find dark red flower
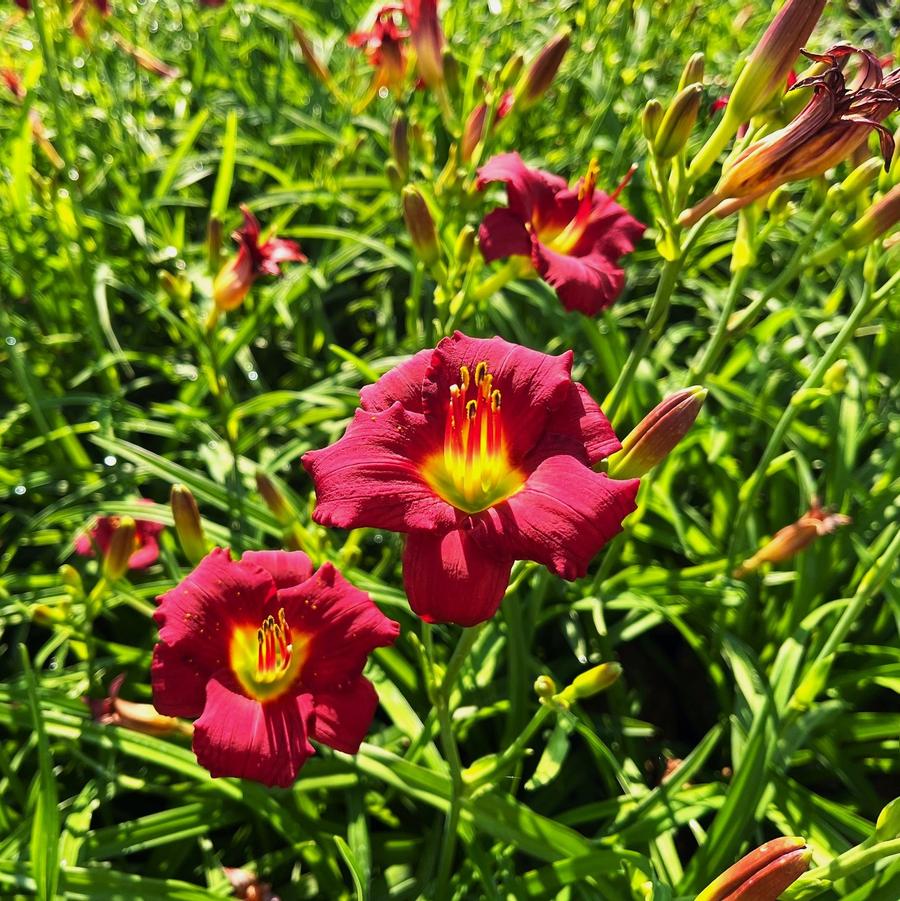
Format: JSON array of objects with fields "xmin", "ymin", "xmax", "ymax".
[
  {"xmin": 348, "ymin": 6, "xmax": 410, "ymax": 92},
  {"xmin": 303, "ymin": 332, "xmax": 639, "ymax": 627},
  {"xmin": 152, "ymin": 549, "xmax": 399, "ymax": 787},
  {"xmin": 213, "ymin": 205, "xmax": 306, "ymax": 312},
  {"xmin": 403, "ymin": 0, "xmax": 443, "ymax": 88},
  {"xmin": 477, "ymin": 153, "xmax": 645, "ymax": 315},
  {"xmin": 74, "ymin": 499, "xmax": 163, "ymax": 570}
]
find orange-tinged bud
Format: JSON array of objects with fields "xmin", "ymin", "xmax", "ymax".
[
  {"xmin": 405, "ymin": 0, "xmax": 444, "ymax": 89},
  {"xmin": 213, "ymin": 249, "xmax": 254, "ymax": 312},
  {"xmin": 256, "ymin": 472, "xmax": 293, "ymax": 525},
  {"xmin": 88, "ymin": 675, "xmax": 192, "ymax": 738},
  {"xmin": 558, "ymin": 662, "xmax": 622, "ymax": 703},
  {"xmin": 607, "ymin": 386, "xmax": 707, "ymax": 479},
  {"xmin": 391, "ymin": 114, "xmax": 410, "ymax": 181},
  {"xmin": 678, "ymin": 52, "xmax": 705, "ymax": 92},
  {"xmin": 518, "ymin": 30, "xmax": 570, "ymax": 110},
  {"xmin": 293, "ymin": 24, "xmax": 333, "ymax": 86},
  {"xmin": 734, "ymin": 499, "xmax": 850, "ymax": 577},
  {"xmin": 170, "ymin": 484, "xmax": 207, "ymax": 565},
  {"xmin": 696, "ymin": 837, "xmax": 809, "ymax": 901},
  {"xmin": 401, "ymin": 185, "xmax": 440, "ymax": 265},
  {"xmin": 103, "ymin": 516, "xmax": 137, "ymax": 581},
  {"xmin": 727, "ymin": 0, "xmax": 826, "ymax": 122},
  {"xmin": 654, "ymin": 83, "xmax": 703, "ymax": 159},
  {"xmin": 844, "ymin": 184, "xmax": 900, "ymax": 249}
]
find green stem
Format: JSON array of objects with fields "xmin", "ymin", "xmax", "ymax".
[
  {"xmin": 686, "ymin": 107, "xmax": 742, "ymax": 183},
  {"xmin": 472, "ymin": 260, "xmax": 519, "ymax": 302},
  {"xmin": 782, "ymin": 838, "xmax": 900, "ymax": 900},
  {"xmin": 688, "ymin": 264, "xmax": 751, "ymax": 382}
]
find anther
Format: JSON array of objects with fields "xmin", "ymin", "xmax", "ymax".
[
  {"xmin": 459, "ymin": 365, "xmax": 470, "ymax": 391},
  {"xmin": 474, "ymin": 361, "xmax": 488, "ymax": 386},
  {"xmin": 491, "ymin": 389, "xmax": 501, "ymax": 411},
  {"xmin": 466, "ymin": 399, "xmax": 477, "ymax": 420}
]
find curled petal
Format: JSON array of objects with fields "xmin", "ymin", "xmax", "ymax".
[
  {"xmin": 359, "ymin": 348, "xmax": 433, "ymax": 413},
  {"xmin": 476, "ymin": 152, "xmax": 569, "ymax": 227},
  {"xmin": 532, "ymin": 238, "xmax": 625, "ymax": 315},
  {"xmin": 478, "ymin": 208, "xmax": 533, "ymax": 263},
  {"xmin": 193, "ymin": 671, "xmax": 315, "ymax": 787},
  {"xmin": 403, "ymin": 529, "xmax": 514, "ymax": 626},
  {"xmin": 312, "ymin": 675, "xmax": 380, "ymax": 753}
]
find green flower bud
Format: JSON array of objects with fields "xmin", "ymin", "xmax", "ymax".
[
  {"xmin": 677, "ymin": 52, "xmax": 705, "ymax": 92},
  {"xmin": 533, "ymin": 675, "xmax": 557, "ymax": 699},
  {"xmin": 401, "ymin": 186, "xmax": 441, "ymax": 266},
  {"xmin": 654, "ymin": 84, "xmax": 703, "ymax": 160},
  {"xmin": 170, "ymin": 484, "xmax": 207, "ymax": 565},
  {"xmin": 454, "ymin": 225, "xmax": 476, "ymax": 265},
  {"xmin": 558, "ymin": 662, "xmax": 622, "ymax": 703},
  {"xmin": 642, "ymin": 99, "xmax": 664, "ymax": 144}
]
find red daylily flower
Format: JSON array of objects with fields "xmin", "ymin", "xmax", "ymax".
[
  {"xmin": 212, "ymin": 205, "xmax": 306, "ymax": 312},
  {"xmin": 403, "ymin": 0, "xmax": 443, "ymax": 88},
  {"xmin": 303, "ymin": 332, "xmax": 639, "ymax": 627},
  {"xmin": 477, "ymin": 152, "xmax": 645, "ymax": 316},
  {"xmin": 348, "ymin": 6, "xmax": 410, "ymax": 92},
  {"xmin": 152, "ymin": 548, "xmax": 399, "ymax": 787},
  {"xmin": 74, "ymin": 499, "xmax": 164, "ymax": 570}
]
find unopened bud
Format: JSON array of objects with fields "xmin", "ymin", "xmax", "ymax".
[
  {"xmin": 844, "ymin": 184, "xmax": 900, "ymax": 250},
  {"xmin": 607, "ymin": 386, "xmax": 707, "ymax": 479},
  {"xmin": 726, "ymin": 0, "xmax": 826, "ymax": 122},
  {"xmin": 823, "ymin": 360, "xmax": 848, "ymax": 394},
  {"xmin": 461, "ymin": 103, "xmax": 488, "ymax": 163},
  {"xmin": 442, "ymin": 48, "xmax": 460, "ymax": 98},
  {"xmin": 454, "ymin": 225, "xmax": 476, "ymax": 265},
  {"xmin": 766, "ymin": 186, "xmax": 791, "ymax": 219},
  {"xmin": 256, "ymin": 472, "xmax": 293, "ymax": 525},
  {"xmin": 642, "ymin": 99, "xmax": 664, "ymax": 144},
  {"xmin": 386, "ymin": 160, "xmax": 404, "ymax": 192},
  {"xmin": 292, "ymin": 25, "xmax": 333, "ymax": 86},
  {"xmin": 408, "ymin": 0, "xmax": 444, "ymax": 89},
  {"xmin": 103, "ymin": 516, "xmax": 137, "ymax": 581},
  {"xmin": 559, "ymin": 662, "xmax": 622, "ymax": 703},
  {"xmin": 836, "ymin": 157, "xmax": 883, "ymax": 201},
  {"xmin": 390, "ymin": 115, "xmax": 409, "ymax": 181},
  {"xmin": 678, "ymin": 52, "xmax": 705, "ymax": 92},
  {"xmin": 875, "ymin": 798, "xmax": 900, "ymax": 841},
  {"xmin": 518, "ymin": 30, "xmax": 570, "ymax": 110},
  {"xmin": 170, "ymin": 484, "xmax": 206, "ymax": 565},
  {"xmin": 654, "ymin": 84, "xmax": 703, "ymax": 160},
  {"xmin": 59, "ymin": 564, "xmax": 84, "ymax": 599},
  {"xmin": 696, "ymin": 837, "xmax": 811, "ymax": 901},
  {"xmin": 533, "ymin": 675, "xmax": 557, "ymax": 699},
  {"xmin": 401, "ymin": 186, "xmax": 440, "ymax": 265},
  {"xmin": 500, "ymin": 52, "xmax": 524, "ymax": 89}
]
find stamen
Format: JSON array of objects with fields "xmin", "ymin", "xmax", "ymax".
[
  {"xmin": 459, "ymin": 365, "xmax": 470, "ymax": 392},
  {"xmin": 257, "ymin": 629, "xmax": 264, "ymax": 671},
  {"xmin": 578, "ymin": 157, "xmax": 600, "ymax": 202},
  {"xmin": 474, "ymin": 361, "xmax": 488, "ymax": 386},
  {"xmin": 255, "ymin": 610, "xmax": 295, "ymax": 680},
  {"xmin": 610, "ymin": 162, "xmax": 638, "ymax": 202},
  {"xmin": 278, "ymin": 607, "xmax": 292, "ymax": 646}
]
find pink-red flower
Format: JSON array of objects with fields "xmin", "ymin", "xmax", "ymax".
[
  {"xmin": 477, "ymin": 153, "xmax": 645, "ymax": 315},
  {"xmin": 303, "ymin": 332, "xmax": 639, "ymax": 627},
  {"xmin": 212, "ymin": 205, "xmax": 306, "ymax": 313},
  {"xmin": 348, "ymin": 6, "xmax": 410, "ymax": 92},
  {"xmin": 152, "ymin": 548, "xmax": 399, "ymax": 787},
  {"xmin": 74, "ymin": 499, "xmax": 163, "ymax": 570}
]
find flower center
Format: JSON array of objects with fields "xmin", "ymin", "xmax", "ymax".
[
  {"xmin": 230, "ymin": 608, "xmax": 307, "ymax": 702},
  {"xmin": 422, "ymin": 361, "xmax": 525, "ymax": 514},
  {"xmin": 542, "ymin": 158, "xmax": 600, "ymax": 255}
]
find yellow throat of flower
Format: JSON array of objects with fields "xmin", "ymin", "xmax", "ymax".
[{"xmin": 230, "ymin": 607, "xmax": 308, "ymax": 702}]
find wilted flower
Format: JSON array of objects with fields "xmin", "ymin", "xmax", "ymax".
[
  {"xmin": 303, "ymin": 332, "xmax": 639, "ymax": 626},
  {"xmin": 75, "ymin": 499, "xmax": 164, "ymax": 571},
  {"xmin": 734, "ymin": 498, "xmax": 851, "ymax": 577},
  {"xmin": 697, "ymin": 836, "xmax": 812, "ymax": 901},
  {"xmin": 682, "ymin": 46, "xmax": 900, "ymax": 225},
  {"xmin": 348, "ymin": 6, "xmax": 410, "ymax": 92},
  {"xmin": 88, "ymin": 674, "xmax": 192, "ymax": 738},
  {"xmin": 461, "ymin": 91, "xmax": 514, "ymax": 163},
  {"xmin": 212, "ymin": 206, "xmax": 306, "ymax": 314},
  {"xmin": 403, "ymin": 0, "xmax": 443, "ymax": 89},
  {"xmin": 152, "ymin": 549, "xmax": 399, "ymax": 786},
  {"xmin": 476, "ymin": 152, "xmax": 645, "ymax": 315}
]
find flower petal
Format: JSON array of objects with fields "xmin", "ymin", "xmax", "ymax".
[
  {"xmin": 359, "ymin": 348, "xmax": 433, "ymax": 414},
  {"xmin": 574, "ymin": 192, "xmax": 646, "ymax": 260},
  {"xmin": 151, "ymin": 640, "xmax": 210, "ymax": 718},
  {"xmin": 421, "ymin": 331, "xmax": 575, "ymax": 462},
  {"xmin": 193, "ymin": 671, "xmax": 315, "ymax": 787},
  {"xmin": 532, "ymin": 238, "xmax": 625, "ymax": 315},
  {"xmin": 128, "ymin": 536, "xmax": 161, "ymax": 570},
  {"xmin": 473, "ymin": 452, "xmax": 639, "ymax": 580},
  {"xmin": 311, "ymin": 675, "xmax": 380, "ymax": 753},
  {"xmin": 476, "ymin": 152, "xmax": 568, "ymax": 225},
  {"xmin": 550, "ymin": 381, "xmax": 622, "ymax": 465},
  {"xmin": 279, "ymin": 562, "xmax": 400, "ymax": 690},
  {"xmin": 303, "ymin": 403, "xmax": 457, "ymax": 533},
  {"xmin": 477, "ymin": 208, "xmax": 532, "ymax": 263},
  {"xmin": 241, "ymin": 550, "xmax": 314, "ymax": 589},
  {"xmin": 403, "ymin": 529, "xmax": 514, "ymax": 626}
]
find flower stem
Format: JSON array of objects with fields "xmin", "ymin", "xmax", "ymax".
[
  {"xmin": 686, "ymin": 107, "xmax": 741, "ymax": 183},
  {"xmin": 471, "ymin": 260, "xmax": 519, "ymax": 302},
  {"xmin": 782, "ymin": 838, "xmax": 900, "ymax": 900}
]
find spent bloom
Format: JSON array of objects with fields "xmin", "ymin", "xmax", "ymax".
[
  {"xmin": 212, "ymin": 205, "xmax": 306, "ymax": 313},
  {"xmin": 697, "ymin": 836, "xmax": 812, "ymax": 901},
  {"xmin": 734, "ymin": 498, "xmax": 851, "ymax": 578},
  {"xmin": 152, "ymin": 549, "xmax": 399, "ymax": 787},
  {"xmin": 403, "ymin": 0, "xmax": 443, "ymax": 88},
  {"xmin": 74, "ymin": 499, "xmax": 164, "ymax": 571},
  {"xmin": 682, "ymin": 46, "xmax": 900, "ymax": 225},
  {"xmin": 348, "ymin": 6, "xmax": 410, "ymax": 92},
  {"xmin": 477, "ymin": 153, "xmax": 645, "ymax": 315},
  {"xmin": 303, "ymin": 332, "xmax": 639, "ymax": 626},
  {"xmin": 88, "ymin": 674, "xmax": 192, "ymax": 738}
]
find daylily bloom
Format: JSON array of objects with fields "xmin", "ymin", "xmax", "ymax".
[
  {"xmin": 88, "ymin": 674, "xmax": 192, "ymax": 738},
  {"xmin": 152, "ymin": 548, "xmax": 399, "ymax": 787},
  {"xmin": 682, "ymin": 46, "xmax": 900, "ymax": 225},
  {"xmin": 74, "ymin": 499, "xmax": 164, "ymax": 571},
  {"xmin": 303, "ymin": 332, "xmax": 639, "ymax": 626},
  {"xmin": 477, "ymin": 152, "xmax": 645, "ymax": 315},
  {"xmin": 212, "ymin": 205, "xmax": 306, "ymax": 313},
  {"xmin": 403, "ymin": 0, "xmax": 443, "ymax": 88},
  {"xmin": 734, "ymin": 498, "xmax": 850, "ymax": 578},
  {"xmin": 348, "ymin": 6, "xmax": 410, "ymax": 92}
]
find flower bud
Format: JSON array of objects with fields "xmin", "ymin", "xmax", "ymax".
[
  {"xmin": 386, "ymin": 160, "xmax": 404, "ymax": 192},
  {"xmin": 823, "ymin": 359, "xmax": 848, "ymax": 394},
  {"xmin": 213, "ymin": 252, "xmax": 254, "ymax": 312},
  {"xmin": 607, "ymin": 386, "xmax": 707, "ymax": 479},
  {"xmin": 59, "ymin": 564, "xmax": 84, "ymax": 599},
  {"xmin": 835, "ymin": 157, "xmax": 883, "ymax": 201},
  {"xmin": 256, "ymin": 472, "xmax": 293, "ymax": 525},
  {"xmin": 558, "ymin": 662, "xmax": 622, "ymax": 704},
  {"xmin": 401, "ymin": 186, "xmax": 440, "ymax": 265},
  {"xmin": 697, "ymin": 837, "xmax": 811, "ymax": 901},
  {"xmin": 727, "ymin": 0, "xmax": 826, "ymax": 122},
  {"xmin": 875, "ymin": 798, "xmax": 900, "ymax": 841},
  {"xmin": 292, "ymin": 24, "xmax": 333, "ymax": 86},
  {"xmin": 500, "ymin": 52, "xmax": 524, "ymax": 89},
  {"xmin": 103, "ymin": 516, "xmax": 137, "ymax": 581},
  {"xmin": 678, "ymin": 52, "xmax": 705, "ymax": 92},
  {"xmin": 170, "ymin": 484, "xmax": 206, "ymax": 565},
  {"xmin": 654, "ymin": 84, "xmax": 703, "ymax": 159},
  {"xmin": 766, "ymin": 186, "xmax": 791, "ymax": 219},
  {"xmin": 844, "ymin": 184, "xmax": 900, "ymax": 250},
  {"xmin": 408, "ymin": 0, "xmax": 444, "ymax": 89},
  {"xmin": 533, "ymin": 675, "xmax": 557, "ymax": 699},
  {"xmin": 390, "ymin": 114, "xmax": 410, "ymax": 181},
  {"xmin": 641, "ymin": 99, "xmax": 664, "ymax": 144},
  {"xmin": 518, "ymin": 30, "xmax": 570, "ymax": 110},
  {"xmin": 454, "ymin": 225, "xmax": 476, "ymax": 265},
  {"xmin": 461, "ymin": 103, "xmax": 488, "ymax": 163},
  {"xmin": 442, "ymin": 47, "xmax": 460, "ymax": 98}
]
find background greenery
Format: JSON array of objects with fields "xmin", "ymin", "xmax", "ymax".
[{"xmin": 1, "ymin": 0, "xmax": 898, "ymax": 898}]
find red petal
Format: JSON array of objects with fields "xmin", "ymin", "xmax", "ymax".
[
  {"xmin": 312, "ymin": 675, "xmax": 380, "ymax": 753},
  {"xmin": 359, "ymin": 348, "xmax": 433, "ymax": 414},
  {"xmin": 422, "ymin": 331, "xmax": 575, "ymax": 462},
  {"xmin": 193, "ymin": 671, "xmax": 315, "ymax": 787},
  {"xmin": 575, "ymin": 193, "xmax": 646, "ymax": 260},
  {"xmin": 473, "ymin": 452, "xmax": 639, "ymax": 580},
  {"xmin": 260, "ymin": 237, "xmax": 307, "ymax": 271},
  {"xmin": 551, "ymin": 381, "xmax": 622, "ymax": 465},
  {"xmin": 476, "ymin": 152, "xmax": 568, "ymax": 227},
  {"xmin": 128, "ymin": 536, "xmax": 161, "ymax": 570},
  {"xmin": 151, "ymin": 641, "xmax": 210, "ymax": 718},
  {"xmin": 303, "ymin": 403, "xmax": 457, "ymax": 533},
  {"xmin": 532, "ymin": 238, "xmax": 626, "ymax": 315},
  {"xmin": 477, "ymin": 208, "xmax": 532, "ymax": 263},
  {"xmin": 241, "ymin": 550, "xmax": 314, "ymax": 589},
  {"xmin": 279, "ymin": 562, "xmax": 400, "ymax": 690},
  {"xmin": 403, "ymin": 529, "xmax": 514, "ymax": 626}
]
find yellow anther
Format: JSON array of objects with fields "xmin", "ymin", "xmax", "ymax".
[
  {"xmin": 474, "ymin": 361, "xmax": 488, "ymax": 385},
  {"xmin": 459, "ymin": 366, "xmax": 470, "ymax": 391},
  {"xmin": 466, "ymin": 399, "xmax": 478, "ymax": 419},
  {"xmin": 491, "ymin": 389, "xmax": 502, "ymax": 411}
]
